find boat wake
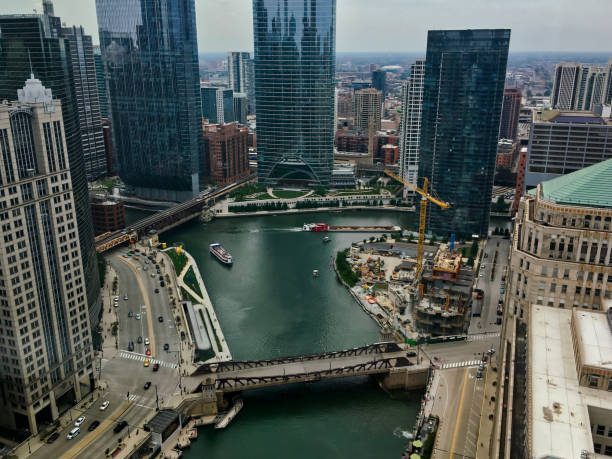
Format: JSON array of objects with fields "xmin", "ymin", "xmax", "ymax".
[{"xmin": 392, "ymin": 427, "xmax": 414, "ymax": 440}]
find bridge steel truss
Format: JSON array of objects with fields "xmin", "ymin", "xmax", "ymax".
[
  {"xmin": 214, "ymin": 356, "xmax": 412, "ymax": 392},
  {"xmin": 194, "ymin": 341, "xmax": 403, "ymax": 376}
]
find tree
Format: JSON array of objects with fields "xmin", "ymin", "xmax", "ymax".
[{"xmin": 469, "ymin": 240, "xmax": 478, "ymax": 258}]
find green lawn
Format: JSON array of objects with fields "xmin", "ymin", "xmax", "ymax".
[
  {"xmin": 181, "ymin": 287, "xmax": 198, "ymax": 305},
  {"xmin": 272, "ymin": 189, "xmax": 308, "ymax": 199},
  {"xmin": 167, "ymin": 248, "xmax": 188, "ymax": 275},
  {"xmin": 256, "ymin": 193, "xmax": 275, "ymax": 200},
  {"xmin": 183, "ymin": 266, "xmax": 203, "ymax": 298}
]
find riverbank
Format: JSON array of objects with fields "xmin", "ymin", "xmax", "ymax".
[
  {"xmin": 215, "ymin": 205, "xmax": 415, "ymax": 218},
  {"xmin": 163, "ymin": 247, "xmax": 232, "ymax": 362}
]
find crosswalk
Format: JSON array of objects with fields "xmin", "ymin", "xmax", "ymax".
[
  {"xmin": 119, "ymin": 351, "xmax": 178, "ymax": 369},
  {"xmin": 441, "ymin": 360, "xmax": 482, "ymax": 369},
  {"xmin": 466, "ymin": 332, "xmax": 500, "ymax": 342}
]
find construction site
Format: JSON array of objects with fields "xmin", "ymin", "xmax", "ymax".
[{"xmin": 337, "ymin": 170, "xmax": 476, "ymax": 340}]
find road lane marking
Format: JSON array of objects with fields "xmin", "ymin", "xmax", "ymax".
[
  {"xmin": 450, "ymin": 368, "xmax": 469, "ymax": 458},
  {"xmin": 119, "ymin": 257, "xmax": 156, "ymax": 358}
]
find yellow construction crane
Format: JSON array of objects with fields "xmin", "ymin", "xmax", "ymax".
[{"xmin": 384, "ymin": 170, "xmax": 450, "ymax": 273}]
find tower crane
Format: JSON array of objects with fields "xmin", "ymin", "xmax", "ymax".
[{"xmin": 384, "ymin": 170, "xmax": 450, "ymax": 274}]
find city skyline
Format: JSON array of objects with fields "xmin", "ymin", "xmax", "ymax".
[{"xmin": 4, "ymin": 0, "xmax": 612, "ymax": 53}]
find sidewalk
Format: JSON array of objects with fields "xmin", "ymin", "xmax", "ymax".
[{"xmin": 476, "ymin": 354, "xmax": 499, "ymax": 458}]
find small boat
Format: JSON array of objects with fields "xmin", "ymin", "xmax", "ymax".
[
  {"xmin": 322, "ymin": 236, "xmax": 331, "ymax": 243},
  {"xmin": 210, "ymin": 243, "xmax": 233, "ymax": 265},
  {"xmin": 313, "ymin": 269, "xmax": 319, "ymax": 277}
]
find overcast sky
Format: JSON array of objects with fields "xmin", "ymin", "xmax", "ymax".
[{"xmin": 4, "ymin": 0, "xmax": 612, "ymax": 53}]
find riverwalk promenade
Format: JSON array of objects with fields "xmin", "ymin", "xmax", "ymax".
[{"xmin": 164, "ymin": 247, "xmax": 232, "ymax": 362}]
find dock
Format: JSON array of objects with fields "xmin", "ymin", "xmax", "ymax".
[
  {"xmin": 328, "ymin": 225, "xmax": 401, "ymax": 232},
  {"xmin": 214, "ymin": 398, "xmax": 244, "ymax": 429}
]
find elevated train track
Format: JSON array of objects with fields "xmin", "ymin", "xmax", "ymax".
[{"xmin": 95, "ymin": 174, "xmax": 256, "ymax": 253}]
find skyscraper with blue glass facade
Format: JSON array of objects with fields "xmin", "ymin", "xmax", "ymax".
[
  {"xmin": 95, "ymin": 0, "xmax": 202, "ymax": 201},
  {"xmin": 418, "ymin": 29, "xmax": 510, "ymax": 237},
  {"xmin": 253, "ymin": 0, "xmax": 336, "ymax": 186}
]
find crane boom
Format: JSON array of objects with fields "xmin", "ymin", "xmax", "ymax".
[{"xmin": 384, "ymin": 170, "xmax": 450, "ymax": 275}]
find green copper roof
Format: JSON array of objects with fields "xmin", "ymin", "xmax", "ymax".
[{"xmin": 536, "ymin": 159, "xmax": 612, "ymax": 208}]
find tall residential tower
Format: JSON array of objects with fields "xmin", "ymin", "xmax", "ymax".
[
  {"xmin": 96, "ymin": 0, "xmax": 203, "ymax": 201},
  {"xmin": 418, "ymin": 29, "xmax": 510, "ymax": 237},
  {"xmin": 399, "ymin": 58, "xmax": 425, "ymax": 189},
  {"xmin": 253, "ymin": 0, "xmax": 336, "ymax": 186}
]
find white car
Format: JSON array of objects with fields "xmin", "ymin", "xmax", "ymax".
[
  {"xmin": 74, "ymin": 416, "xmax": 86, "ymax": 427},
  {"xmin": 144, "ymin": 337, "xmax": 150, "ymax": 345},
  {"xmin": 67, "ymin": 427, "xmax": 80, "ymax": 440},
  {"xmin": 135, "ymin": 314, "xmax": 141, "ymax": 320},
  {"xmin": 124, "ymin": 295, "xmax": 128, "ymax": 300},
  {"xmin": 100, "ymin": 400, "xmax": 110, "ymax": 411}
]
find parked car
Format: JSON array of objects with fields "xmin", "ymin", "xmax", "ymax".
[
  {"xmin": 45, "ymin": 432, "xmax": 60, "ymax": 444},
  {"xmin": 154, "ymin": 288, "xmax": 159, "ymax": 294},
  {"xmin": 153, "ymin": 363, "xmax": 160, "ymax": 372},
  {"xmin": 144, "ymin": 381, "xmax": 151, "ymax": 390},
  {"xmin": 158, "ymin": 276, "xmax": 163, "ymax": 281},
  {"xmin": 128, "ymin": 311, "xmax": 133, "ymax": 318},
  {"xmin": 163, "ymin": 343, "xmax": 169, "ymax": 351},
  {"xmin": 160, "ymin": 282, "xmax": 165, "ymax": 287},
  {"xmin": 124, "ymin": 295, "xmax": 128, "ymax": 300},
  {"xmin": 88, "ymin": 420, "xmax": 100, "ymax": 432},
  {"xmin": 158, "ymin": 316, "xmax": 163, "ymax": 323},
  {"xmin": 100, "ymin": 400, "xmax": 110, "ymax": 411},
  {"xmin": 74, "ymin": 416, "xmax": 86, "ymax": 427},
  {"xmin": 67, "ymin": 428, "xmax": 80, "ymax": 440},
  {"xmin": 113, "ymin": 420, "xmax": 128, "ymax": 434}
]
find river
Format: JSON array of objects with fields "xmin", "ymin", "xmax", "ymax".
[{"xmin": 128, "ymin": 209, "xmax": 422, "ymax": 458}]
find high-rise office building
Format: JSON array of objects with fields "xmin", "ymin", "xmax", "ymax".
[
  {"xmin": 354, "ymin": 88, "xmax": 382, "ymax": 133},
  {"xmin": 61, "ymin": 25, "xmax": 107, "ymax": 181},
  {"xmin": 253, "ymin": 0, "xmax": 336, "ymax": 186},
  {"xmin": 96, "ymin": 0, "xmax": 202, "ymax": 202},
  {"xmin": 399, "ymin": 59, "xmax": 425, "ymax": 189},
  {"xmin": 419, "ymin": 29, "xmax": 510, "ymax": 237},
  {"xmin": 0, "ymin": 77, "xmax": 94, "ymax": 434},
  {"xmin": 200, "ymin": 87, "xmax": 234, "ymax": 124},
  {"xmin": 500, "ymin": 88, "xmax": 521, "ymax": 140},
  {"xmin": 0, "ymin": 8, "xmax": 101, "ymax": 327},
  {"xmin": 372, "ymin": 69, "xmax": 387, "ymax": 100},
  {"xmin": 551, "ymin": 62, "xmax": 581, "ymax": 110},
  {"xmin": 233, "ymin": 92, "xmax": 248, "ymax": 124},
  {"xmin": 228, "ymin": 51, "xmax": 254, "ymax": 114},
  {"xmin": 576, "ymin": 66, "xmax": 609, "ymax": 112},
  {"xmin": 93, "ymin": 46, "xmax": 108, "ymax": 119},
  {"xmin": 525, "ymin": 110, "xmax": 612, "ymax": 188}
]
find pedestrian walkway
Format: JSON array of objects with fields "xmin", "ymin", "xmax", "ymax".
[
  {"xmin": 441, "ymin": 359, "xmax": 482, "ymax": 369},
  {"xmin": 466, "ymin": 332, "xmax": 500, "ymax": 342},
  {"xmin": 118, "ymin": 351, "xmax": 178, "ymax": 369}
]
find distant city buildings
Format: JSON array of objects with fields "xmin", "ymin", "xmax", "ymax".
[
  {"xmin": 200, "ymin": 87, "xmax": 234, "ymax": 124},
  {"xmin": 0, "ymin": 4, "xmax": 101, "ymax": 326},
  {"xmin": 499, "ymin": 88, "xmax": 521, "ymax": 140},
  {"xmin": 0, "ymin": 77, "xmax": 94, "ymax": 434},
  {"xmin": 227, "ymin": 52, "xmax": 254, "ymax": 114},
  {"xmin": 372, "ymin": 69, "xmax": 387, "ymax": 99},
  {"xmin": 96, "ymin": 0, "xmax": 203, "ymax": 201},
  {"xmin": 253, "ymin": 0, "xmax": 336, "ymax": 186},
  {"xmin": 551, "ymin": 61, "xmax": 612, "ymax": 111},
  {"xmin": 203, "ymin": 123, "xmax": 250, "ymax": 185},
  {"xmin": 398, "ymin": 58, "xmax": 425, "ymax": 189},
  {"xmin": 525, "ymin": 110, "xmax": 612, "ymax": 188},
  {"xmin": 233, "ymin": 92, "xmax": 248, "ymax": 124},
  {"xmin": 419, "ymin": 29, "xmax": 510, "ymax": 237},
  {"xmin": 354, "ymin": 88, "xmax": 382, "ymax": 133}
]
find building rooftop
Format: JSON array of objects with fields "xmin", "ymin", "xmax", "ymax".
[
  {"xmin": 529, "ymin": 158, "xmax": 612, "ymax": 208},
  {"xmin": 529, "ymin": 306, "xmax": 612, "ymax": 458},
  {"xmin": 535, "ymin": 109, "xmax": 612, "ymax": 125},
  {"xmin": 573, "ymin": 310, "xmax": 612, "ymax": 372}
]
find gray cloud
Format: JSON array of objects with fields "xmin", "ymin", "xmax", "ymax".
[{"xmin": 2, "ymin": 0, "xmax": 611, "ymax": 52}]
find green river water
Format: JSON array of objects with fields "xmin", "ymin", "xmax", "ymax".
[{"xmin": 127, "ymin": 209, "xmax": 422, "ymax": 458}]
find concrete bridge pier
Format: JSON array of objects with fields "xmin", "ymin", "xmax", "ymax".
[
  {"xmin": 216, "ymin": 391, "xmax": 232, "ymax": 411},
  {"xmin": 380, "ymin": 366, "xmax": 429, "ymax": 391}
]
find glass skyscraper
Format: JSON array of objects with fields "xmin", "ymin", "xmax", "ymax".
[
  {"xmin": 96, "ymin": 0, "xmax": 202, "ymax": 201},
  {"xmin": 418, "ymin": 29, "xmax": 510, "ymax": 237},
  {"xmin": 0, "ymin": 11, "xmax": 102, "ymax": 326},
  {"xmin": 253, "ymin": 0, "xmax": 336, "ymax": 186}
]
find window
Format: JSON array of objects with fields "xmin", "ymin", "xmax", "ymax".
[
  {"xmin": 550, "ymin": 283, "xmax": 556, "ymax": 292},
  {"xmin": 539, "ymin": 282, "xmax": 545, "ymax": 290},
  {"xmin": 561, "ymin": 285, "xmax": 567, "ymax": 294},
  {"xmin": 575, "ymin": 286, "xmax": 582, "ymax": 295},
  {"xmin": 590, "ymin": 376, "xmax": 600, "ymax": 388},
  {"xmin": 536, "ymin": 296, "xmax": 543, "ymax": 305},
  {"xmin": 596, "ymin": 424, "xmax": 605, "ymax": 436},
  {"xmin": 594, "ymin": 443, "xmax": 601, "ymax": 453},
  {"xmin": 605, "ymin": 445, "xmax": 612, "ymax": 456},
  {"xmin": 563, "ymin": 269, "xmax": 570, "ymax": 279}
]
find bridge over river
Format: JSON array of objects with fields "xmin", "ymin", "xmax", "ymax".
[{"xmin": 193, "ymin": 342, "xmax": 428, "ymax": 394}]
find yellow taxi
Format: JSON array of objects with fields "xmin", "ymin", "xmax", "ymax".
[{"xmin": 143, "ymin": 358, "xmax": 150, "ymax": 367}]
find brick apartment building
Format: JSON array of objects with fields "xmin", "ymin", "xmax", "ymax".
[{"xmin": 203, "ymin": 123, "xmax": 249, "ymax": 185}]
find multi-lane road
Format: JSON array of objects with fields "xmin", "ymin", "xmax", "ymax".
[{"xmin": 31, "ymin": 249, "xmax": 181, "ymax": 459}]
